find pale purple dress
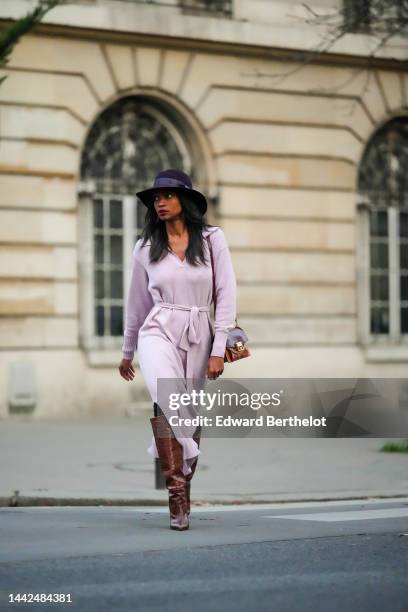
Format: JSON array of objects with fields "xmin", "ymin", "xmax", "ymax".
[{"xmin": 122, "ymin": 226, "xmax": 237, "ymax": 475}]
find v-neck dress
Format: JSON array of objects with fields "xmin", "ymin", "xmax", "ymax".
[{"xmin": 122, "ymin": 226, "xmax": 237, "ymax": 475}]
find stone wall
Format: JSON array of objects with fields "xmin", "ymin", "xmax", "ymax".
[{"xmin": 0, "ymin": 11, "xmax": 407, "ymax": 417}]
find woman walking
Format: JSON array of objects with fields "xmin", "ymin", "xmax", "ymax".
[{"xmin": 119, "ymin": 169, "xmax": 237, "ymax": 531}]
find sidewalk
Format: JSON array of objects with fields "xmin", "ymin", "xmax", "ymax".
[{"xmin": 0, "ymin": 412, "xmax": 407, "ymax": 506}]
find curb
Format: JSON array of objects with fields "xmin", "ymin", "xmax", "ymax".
[{"xmin": 2, "ymin": 492, "xmax": 408, "ymax": 508}]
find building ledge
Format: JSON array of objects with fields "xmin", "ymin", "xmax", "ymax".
[
  {"xmin": 363, "ymin": 344, "xmax": 408, "ymax": 363},
  {"xmin": 86, "ymin": 349, "xmax": 140, "ymax": 368},
  {"xmin": 0, "ymin": 0, "xmax": 406, "ymax": 64}
]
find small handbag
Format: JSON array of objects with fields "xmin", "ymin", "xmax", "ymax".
[{"xmin": 205, "ymin": 234, "xmax": 251, "ymax": 363}]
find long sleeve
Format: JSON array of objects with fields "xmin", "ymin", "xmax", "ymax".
[
  {"xmin": 122, "ymin": 241, "xmax": 154, "ymax": 360},
  {"xmin": 209, "ymin": 228, "xmax": 237, "ymax": 358}
]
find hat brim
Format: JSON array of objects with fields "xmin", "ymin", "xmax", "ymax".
[{"xmin": 136, "ymin": 186, "xmax": 207, "ymax": 215}]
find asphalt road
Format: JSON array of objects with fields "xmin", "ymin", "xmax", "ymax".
[{"xmin": 0, "ymin": 498, "xmax": 407, "ymax": 612}]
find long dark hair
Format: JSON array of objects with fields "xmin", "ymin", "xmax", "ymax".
[{"xmin": 139, "ymin": 192, "xmax": 215, "ymax": 266}]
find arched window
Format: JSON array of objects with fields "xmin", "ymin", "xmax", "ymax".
[
  {"xmin": 78, "ymin": 96, "xmax": 193, "ymax": 352},
  {"xmin": 357, "ymin": 116, "xmax": 408, "ymax": 346}
]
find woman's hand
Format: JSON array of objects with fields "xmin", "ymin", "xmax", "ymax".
[
  {"xmin": 119, "ymin": 358, "xmax": 135, "ymax": 381},
  {"xmin": 207, "ymin": 356, "xmax": 224, "ymax": 380}
]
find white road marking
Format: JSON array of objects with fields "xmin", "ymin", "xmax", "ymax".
[{"xmin": 265, "ymin": 507, "xmax": 408, "ymax": 522}]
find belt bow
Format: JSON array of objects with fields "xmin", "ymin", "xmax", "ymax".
[{"xmin": 157, "ymin": 302, "xmax": 210, "ymax": 352}]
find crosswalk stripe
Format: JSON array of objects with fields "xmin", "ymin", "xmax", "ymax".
[{"xmin": 265, "ymin": 507, "xmax": 408, "ymax": 522}]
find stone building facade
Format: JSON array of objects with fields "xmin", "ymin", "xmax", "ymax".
[{"xmin": 0, "ymin": 0, "xmax": 407, "ymax": 418}]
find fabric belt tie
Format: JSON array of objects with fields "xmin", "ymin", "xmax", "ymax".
[{"xmin": 158, "ymin": 302, "xmax": 210, "ymax": 351}]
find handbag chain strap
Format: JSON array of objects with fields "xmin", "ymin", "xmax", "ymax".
[{"xmin": 205, "ymin": 233, "xmax": 238, "ymax": 326}]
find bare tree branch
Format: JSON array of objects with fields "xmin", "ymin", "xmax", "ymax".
[{"xmin": 242, "ymin": 0, "xmax": 408, "ymax": 114}]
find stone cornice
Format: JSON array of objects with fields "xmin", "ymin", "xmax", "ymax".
[{"xmin": 0, "ymin": 18, "xmax": 407, "ymax": 73}]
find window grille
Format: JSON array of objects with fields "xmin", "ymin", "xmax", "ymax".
[
  {"xmin": 357, "ymin": 117, "xmax": 408, "ymax": 340},
  {"xmin": 80, "ymin": 97, "xmax": 191, "ymax": 342}
]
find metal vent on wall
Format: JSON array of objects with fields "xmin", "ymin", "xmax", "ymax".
[{"xmin": 8, "ymin": 362, "xmax": 36, "ymax": 415}]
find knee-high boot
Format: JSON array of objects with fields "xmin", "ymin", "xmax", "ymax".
[
  {"xmin": 185, "ymin": 425, "xmax": 202, "ymax": 516},
  {"xmin": 150, "ymin": 413, "xmax": 189, "ymax": 531}
]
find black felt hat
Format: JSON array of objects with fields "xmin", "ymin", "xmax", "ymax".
[{"xmin": 136, "ymin": 169, "xmax": 207, "ymax": 215}]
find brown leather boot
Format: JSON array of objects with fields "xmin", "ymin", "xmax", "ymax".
[
  {"xmin": 185, "ymin": 425, "xmax": 202, "ymax": 516},
  {"xmin": 150, "ymin": 415, "xmax": 189, "ymax": 531}
]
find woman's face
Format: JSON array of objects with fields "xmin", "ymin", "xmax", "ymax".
[{"xmin": 153, "ymin": 190, "xmax": 183, "ymax": 221}]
